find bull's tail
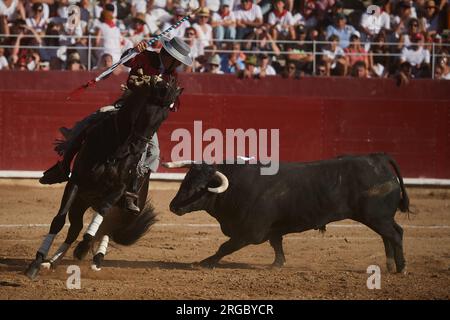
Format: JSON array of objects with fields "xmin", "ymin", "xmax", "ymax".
[{"xmin": 385, "ymin": 155, "xmax": 410, "ymax": 213}]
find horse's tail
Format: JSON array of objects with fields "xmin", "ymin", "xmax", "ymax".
[
  {"xmin": 95, "ymin": 203, "xmax": 158, "ymax": 247},
  {"xmin": 111, "ymin": 204, "xmax": 158, "ymax": 246}
]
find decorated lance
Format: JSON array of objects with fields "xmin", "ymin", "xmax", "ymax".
[{"xmin": 67, "ymin": 7, "xmax": 200, "ymax": 100}]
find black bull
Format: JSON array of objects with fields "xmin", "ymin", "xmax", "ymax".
[{"xmin": 165, "ymin": 153, "xmax": 410, "ymax": 273}]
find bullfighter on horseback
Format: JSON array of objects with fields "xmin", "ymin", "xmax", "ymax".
[{"xmin": 39, "ymin": 36, "xmax": 192, "ymax": 214}]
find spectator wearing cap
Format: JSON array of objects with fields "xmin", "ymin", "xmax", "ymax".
[
  {"xmin": 256, "ymin": 53, "xmax": 276, "ymax": 77},
  {"xmin": 235, "ymin": 0, "xmax": 263, "ymax": 40},
  {"xmin": 25, "ymin": 2, "xmax": 47, "ymax": 35},
  {"xmin": 211, "ymin": 1, "xmax": 236, "ymax": 47},
  {"xmin": 205, "ymin": 54, "xmax": 224, "ymax": 73},
  {"xmin": 420, "ymin": 0, "xmax": 441, "ymax": 36},
  {"xmin": 360, "ymin": 0, "xmax": 391, "ymax": 38},
  {"xmin": 267, "ymin": 0, "xmax": 295, "ymax": 41},
  {"xmin": 237, "ymin": 54, "xmax": 259, "ymax": 78},
  {"xmin": 344, "ymin": 31, "xmax": 369, "ymax": 71},
  {"xmin": 66, "ymin": 51, "xmax": 86, "ymax": 71},
  {"xmin": 162, "ymin": 7, "xmax": 191, "ymax": 39},
  {"xmin": 127, "ymin": 13, "xmax": 150, "ymax": 45},
  {"xmin": 95, "ymin": 9, "xmax": 122, "ymax": 62},
  {"xmin": 322, "ymin": 34, "xmax": 347, "ymax": 76},
  {"xmin": 326, "ymin": 12, "xmax": 356, "ymax": 48},
  {"xmin": 193, "ymin": 7, "xmax": 214, "ymax": 54},
  {"xmin": 400, "ymin": 32, "xmax": 431, "ymax": 77}
]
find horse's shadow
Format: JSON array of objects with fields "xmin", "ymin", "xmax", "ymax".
[{"xmin": 0, "ymin": 258, "xmax": 258, "ymax": 272}]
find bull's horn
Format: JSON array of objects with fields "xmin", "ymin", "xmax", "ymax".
[
  {"xmin": 162, "ymin": 160, "xmax": 195, "ymax": 168},
  {"xmin": 208, "ymin": 171, "xmax": 229, "ymax": 194}
]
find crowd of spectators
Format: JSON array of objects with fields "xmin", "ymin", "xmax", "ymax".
[{"xmin": 0, "ymin": 0, "xmax": 449, "ymax": 80}]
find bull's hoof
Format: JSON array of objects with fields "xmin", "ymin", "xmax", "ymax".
[
  {"xmin": 199, "ymin": 258, "xmax": 218, "ymax": 269},
  {"xmin": 386, "ymin": 258, "xmax": 396, "ymax": 274},
  {"xmin": 397, "ymin": 265, "xmax": 408, "ymax": 275},
  {"xmin": 91, "ymin": 253, "xmax": 104, "ymax": 271},
  {"xmin": 24, "ymin": 261, "xmax": 41, "ymax": 280},
  {"xmin": 270, "ymin": 260, "xmax": 285, "ymax": 268},
  {"xmin": 73, "ymin": 234, "xmax": 93, "ymax": 260}
]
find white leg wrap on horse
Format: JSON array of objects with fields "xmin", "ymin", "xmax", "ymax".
[
  {"xmin": 96, "ymin": 235, "xmax": 109, "ymax": 255},
  {"xmin": 49, "ymin": 242, "xmax": 70, "ymax": 263},
  {"xmin": 86, "ymin": 213, "xmax": 104, "ymax": 237},
  {"xmin": 38, "ymin": 234, "xmax": 56, "ymax": 257}
]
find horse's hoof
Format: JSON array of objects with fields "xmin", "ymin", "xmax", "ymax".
[
  {"xmin": 91, "ymin": 253, "xmax": 104, "ymax": 271},
  {"xmin": 24, "ymin": 262, "xmax": 41, "ymax": 280},
  {"xmin": 41, "ymin": 262, "xmax": 52, "ymax": 270}
]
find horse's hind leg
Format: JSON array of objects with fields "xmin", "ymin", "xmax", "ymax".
[
  {"xmin": 25, "ymin": 182, "xmax": 78, "ymax": 280},
  {"xmin": 91, "ymin": 235, "xmax": 109, "ymax": 271},
  {"xmin": 42, "ymin": 198, "xmax": 89, "ymax": 270},
  {"xmin": 74, "ymin": 184, "xmax": 126, "ymax": 260}
]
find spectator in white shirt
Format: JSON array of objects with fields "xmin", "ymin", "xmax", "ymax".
[
  {"xmin": 360, "ymin": 0, "xmax": 391, "ymax": 39},
  {"xmin": 322, "ymin": 34, "xmax": 347, "ymax": 76},
  {"xmin": 267, "ymin": 0, "xmax": 295, "ymax": 41},
  {"xmin": 211, "ymin": 1, "xmax": 236, "ymax": 46},
  {"xmin": 161, "ymin": 7, "xmax": 191, "ymax": 39},
  {"xmin": 25, "ymin": 2, "xmax": 47, "ymax": 35},
  {"xmin": 400, "ymin": 32, "xmax": 431, "ymax": 77},
  {"xmin": 235, "ymin": 0, "xmax": 263, "ymax": 40},
  {"xmin": 192, "ymin": 7, "xmax": 213, "ymax": 53},
  {"xmin": 256, "ymin": 53, "xmax": 276, "ymax": 77}
]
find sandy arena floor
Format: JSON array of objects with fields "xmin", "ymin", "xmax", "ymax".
[{"xmin": 0, "ymin": 180, "xmax": 449, "ymax": 300}]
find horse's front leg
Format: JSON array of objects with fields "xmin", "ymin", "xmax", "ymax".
[
  {"xmin": 73, "ymin": 184, "xmax": 126, "ymax": 260},
  {"xmin": 91, "ymin": 235, "xmax": 109, "ymax": 271},
  {"xmin": 25, "ymin": 182, "xmax": 79, "ymax": 280}
]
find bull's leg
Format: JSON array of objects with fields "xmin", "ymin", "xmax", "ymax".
[
  {"xmin": 25, "ymin": 182, "xmax": 78, "ymax": 280},
  {"xmin": 393, "ymin": 222, "xmax": 406, "ymax": 274},
  {"xmin": 382, "ymin": 237, "xmax": 396, "ymax": 273},
  {"xmin": 269, "ymin": 235, "xmax": 286, "ymax": 268},
  {"xmin": 42, "ymin": 199, "xmax": 88, "ymax": 270},
  {"xmin": 74, "ymin": 185, "xmax": 126, "ymax": 260},
  {"xmin": 364, "ymin": 219, "xmax": 406, "ymax": 274},
  {"xmin": 199, "ymin": 238, "xmax": 248, "ymax": 268},
  {"xmin": 91, "ymin": 235, "xmax": 109, "ymax": 271}
]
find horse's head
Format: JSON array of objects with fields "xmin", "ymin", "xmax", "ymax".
[{"xmin": 126, "ymin": 71, "xmax": 184, "ymax": 136}]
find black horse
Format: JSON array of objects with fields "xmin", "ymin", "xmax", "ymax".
[{"xmin": 25, "ymin": 75, "xmax": 183, "ymax": 279}]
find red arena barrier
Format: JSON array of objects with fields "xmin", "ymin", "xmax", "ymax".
[{"xmin": 0, "ymin": 71, "xmax": 449, "ymax": 179}]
